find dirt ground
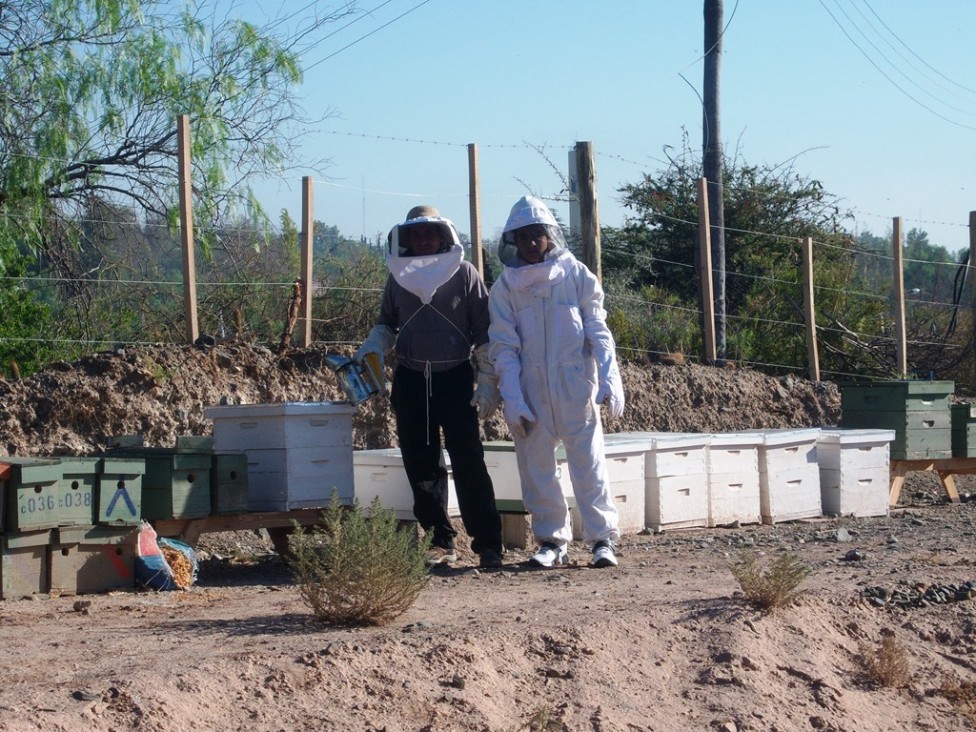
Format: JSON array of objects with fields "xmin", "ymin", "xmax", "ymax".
[{"xmin": 2, "ymin": 343, "xmax": 976, "ymax": 732}]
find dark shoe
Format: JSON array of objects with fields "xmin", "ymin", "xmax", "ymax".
[
  {"xmin": 528, "ymin": 542, "xmax": 568, "ymax": 568},
  {"xmin": 426, "ymin": 546, "xmax": 457, "ymax": 566},
  {"xmin": 478, "ymin": 550, "xmax": 503, "ymax": 569}
]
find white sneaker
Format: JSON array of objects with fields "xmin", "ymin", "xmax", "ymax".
[
  {"xmin": 528, "ymin": 542, "xmax": 568, "ymax": 568},
  {"xmin": 592, "ymin": 540, "xmax": 618, "ymax": 568}
]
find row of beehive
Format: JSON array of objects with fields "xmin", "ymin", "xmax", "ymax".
[
  {"xmin": 205, "ymin": 404, "xmax": 897, "ymax": 532},
  {"xmin": 0, "ymin": 450, "xmax": 251, "ymax": 534},
  {"xmin": 352, "ymin": 428, "xmax": 897, "ymax": 537},
  {"xmin": 0, "ymin": 451, "xmax": 249, "ymax": 600}
]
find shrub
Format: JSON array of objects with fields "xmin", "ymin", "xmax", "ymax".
[
  {"xmin": 519, "ymin": 706, "xmax": 566, "ymax": 732},
  {"xmin": 731, "ymin": 550, "xmax": 810, "ymax": 612},
  {"xmin": 939, "ymin": 674, "xmax": 976, "ymax": 719},
  {"xmin": 287, "ymin": 493, "xmax": 430, "ymax": 626},
  {"xmin": 858, "ymin": 636, "xmax": 910, "ymax": 689}
]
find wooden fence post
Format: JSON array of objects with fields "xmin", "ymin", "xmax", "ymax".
[
  {"xmin": 892, "ymin": 216, "xmax": 908, "ymax": 378},
  {"xmin": 467, "ymin": 144, "xmax": 484, "ymax": 278},
  {"xmin": 177, "ymin": 114, "xmax": 199, "ymax": 345},
  {"xmin": 697, "ymin": 178, "xmax": 717, "ymax": 364},
  {"xmin": 970, "ymin": 211, "xmax": 976, "ymax": 389},
  {"xmin": 575, "ymin": 141, "xmax": 601, "ymax": 282},
  {"xmin": 299, "ymin": 176, "xmax": 314, "ymax": 347},
  {"xmin": 801, "ymin": 236, "xmax": 820, "ymax": 381}
]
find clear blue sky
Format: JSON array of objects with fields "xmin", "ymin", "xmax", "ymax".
[{"xmin": 243, "ymin": 1, "xmax": 976, "ymax": 253}]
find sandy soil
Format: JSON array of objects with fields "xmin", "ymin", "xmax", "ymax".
[{"xmin": 2, "ymin": 344, "xmax": 976, "ymax": 731}]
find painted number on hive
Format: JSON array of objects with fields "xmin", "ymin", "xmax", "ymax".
[{"xmin": 21, "ymin": 495, "xmax": 56, "ymax": 514}]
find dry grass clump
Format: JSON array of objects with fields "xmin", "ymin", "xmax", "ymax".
[
  {"xmin": 731, "ymin": 550, "xmax": 810, "ymax": 612},
  {"xmin": 518, "ymin": 706, "xmax": 566, "ymax": 732},
  {"xmin": 858, "ymin": 635, "xmax": 911, "ymax": 688},
  {"xmin": 287, "ymin": 493, "xmax": 429, "ymax": 626},
  {"xmin": 939, "ymin": 674, "xmax": 976, "ymax": 719}
]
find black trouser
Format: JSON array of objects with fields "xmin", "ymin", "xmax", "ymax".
[{"xmin": 391, "ymin": 362, "xmax": 502, "ymax": 555}]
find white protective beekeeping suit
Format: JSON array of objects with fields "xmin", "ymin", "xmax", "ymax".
[{"xmin": 488, "ymin": 196, "xmax": 624, "ymax": 546}]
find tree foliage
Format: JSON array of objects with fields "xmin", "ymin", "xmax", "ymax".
[
  {"xmin": 0, "ymin": 0, "xmax": 359, "ymax": 362},
  {"xmin": 609, "ymin": 131, "xmax": 900, "ymax": 376},
  {"xmin": 0, "ymin": 0, "xmax": 354, "ymax": 256}
]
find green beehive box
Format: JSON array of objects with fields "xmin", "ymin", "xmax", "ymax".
[
  {"xmin": 56, "ymin": 457, "xmax": 98, "ymax": 526},
  {"xmin": 50, "ymin": 525, "xmax": 137, "ymax": 595},
  {"xmin": 951, "ymin": 403, "xmax": 976, "ymax": 457},
  {"xmin": 4, "ymin": 458, "xmax": 63, "ymax": 531},
  {"xmin": 211, "ymin": 452, "xmax": 249, "ymax": 515},
  {"xmin": 840, "ymin": 380, "xmax": 953, "ymax": 460},
  {"xmin": 175, "ymin": 435, "xmax": 214, "ymax": 452},
  {"xmin": 97, "ymin": 457, "xmax": 144, "ymax": 526},
  {"xmin": 1, "ymin": 529, "xmax": 52, "ymax": 600},
  {"xmin": 0, "ymin": 462, "xmax": 9, "ymax": 531},
  {"xmin": 135, "ymin": 449, "xmax": 212, "ymax": 520}
]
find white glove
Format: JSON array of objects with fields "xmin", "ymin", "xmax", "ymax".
[
  {"xmin": 503, "ymin": 399, "xmax": 536, "ymax": 440},
  {"xmin": 494, "ymin": 348, "xmax": 534, "ymax": 438},
  {"xmin": 354, "ymin": 324, "xmax": 396, "ymax": 387},
  {"xmin": 469, "ymin": 344, "xmax": 500, "ymax": 420},
  {"xmin": 596, "ymin": 361, "xmax": 625, "ymax": 419}
]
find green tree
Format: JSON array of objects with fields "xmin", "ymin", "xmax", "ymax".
[
  {"xmin": 0, "ymin": 0, "xmax": 357, "ymax": 366},
  {"xmin": 612, "ymin": 131, "xmax": 891, "ymax": 376},
  {"xmin": 0, "ymin": 253, "xmax": 55, "ymax": 376}
]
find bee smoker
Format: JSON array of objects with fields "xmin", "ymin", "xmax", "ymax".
[{"xmin": 324, "ymin": 353, "xmax": 382, "ymax": 405}]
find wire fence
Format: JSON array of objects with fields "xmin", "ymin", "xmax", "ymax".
[{"xmin": 1, "ymin": 138, "xmax": 973, "ymax": 390}]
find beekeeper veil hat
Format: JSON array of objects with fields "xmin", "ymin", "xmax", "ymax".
[
  {"xmin": 498, "ymin": 195, "xmax": 566, "ymax": 266},
  {"xmin": 387, "ymin": 205, "xmax": 461, "ymax": 257}
]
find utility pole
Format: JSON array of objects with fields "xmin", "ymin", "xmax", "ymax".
[{"xmin": 703, "ymin": 0, "xmax": 726, "ymax": 364}]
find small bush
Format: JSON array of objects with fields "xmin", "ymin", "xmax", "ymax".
[
  {"xmin": 287, "ymin": 493, "xmax": 430, "ymax": 626},
  {"xmin": 939, "ymin": 674, "xmax": 976, "ymax": 719},
  {"xmin": 858, "ymin": 636, "xmax": 910, "ymax": 688},
  {"xmin": 519, "ymin": 706, "xmax": 566, "ymax": 732},
  {"xmin": 731, "ymin": 550, "xmax": 810, "ymax": 612}
]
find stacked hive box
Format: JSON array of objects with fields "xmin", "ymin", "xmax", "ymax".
[
  {"xmin": 596, "ymin": 432, "xmax": 711, "ymax": 534},
  {"xmin": 207, "ymin": 402, "xmax": 356, "ymax": 511},
  {"xmin": 635, "ymin": 432, "xmax": 711, "ymax": 534},
  {"xmin": 94, "ymin": 457, "xmax": 144, "ymax": 527},
  {"xmin": 2, "ymin": 458, "xmax": 63, "ymax": 600},
  {"xmin": 49, "ymin": 456, "xmax": 143, "ymax": 596},
  {"xmin": 49, "ymin": 524, "xmax": 138, "ymax": 595},
  {"xmin": 951, "ymin": 404, "xmax": 976, "ymax": 458},
  {"xmin": 4, "ymin": 457, "xmax": 62, "ymax": 533},
  {"xmin": 840, "ymin": 380, "xmax": 953, "ymax": 459},
  {"xmin": 210, "ymin": 452, "xmax": 249, "ymax": 515},
  {"xmin": 352, "ymin": 448, "xmax": 461, "ymax": 520},
  {"xmin": 706, "ymin": 433, "xmax": 763, "ymax": 526},
  {"xmin": 1, "ymin": 457, "xmax": 146, "ymax": 599},
  {"xmin": 112, "ymin": 447, "xmax": 211, "ymax": 520},
  {"xmin": 744, "ymin": 428, "xmax": 823, "ymax": 524},
  {"xmin": 817, "ymin": 429, "xmax": 895, "ymax": 517}
]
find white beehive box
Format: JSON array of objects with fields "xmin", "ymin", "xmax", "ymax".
[
  {"xmin": 205, "ymin": 402, "xmax": 356, "ymax": 511},
  {"xmin": 352, "ymin": 448, "xmax": 460, "ymax": 520},
  {"xmin": 613, "ymin": 432, "xmax": 711, "ymax": 533},
  {"xmin": 744, "ymin": 428, "xmax": 823, "ymax": 524},
  {"xmin": 706, "ymin": 432, "xmax": 762, "ymax": 526},
  {"xmin": 817, "ymin": 429, "xmax": 895, "ymax": 518}
]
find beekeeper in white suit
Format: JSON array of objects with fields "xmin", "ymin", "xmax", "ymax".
[{"xmin": 488, "ymin": 195, "xmax": 625, "ymax": 568}]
